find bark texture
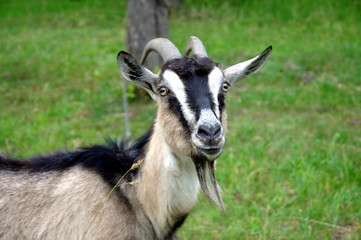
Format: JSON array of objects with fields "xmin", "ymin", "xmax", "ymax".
[{"xmin": 126, "ymin": 0, "xmax": 182, "ymax": 70}]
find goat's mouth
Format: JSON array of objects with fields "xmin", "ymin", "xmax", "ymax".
[
  {"xmin": 194, "ymin": 144, "xmax": 224, "ymax": 160},
  {"xmin": 191, "ymin": 134, "xmax": 225, "ymax": 160},
  {"xmin": 198, "ymin": 146, "xmax": 222, "ymax": 156}
]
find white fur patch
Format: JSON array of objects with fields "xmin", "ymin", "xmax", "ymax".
[
  {"xmin": 167, "ymin": 151, "xmax": 200, "ymax": 212},
  {"xmin": 162, "ymin": 145, "xmax": 199, "ymax": 204},
  {"xmin": 163, "ymin": 145, "xmax": 177, "ymax": 171},
  {"xmin": 208, "ymin": 67, "xmax": 223, "ymax": 119},
  {"xmin": 163, "ymin": 70, "xmax": 195, "ymax": 124}
]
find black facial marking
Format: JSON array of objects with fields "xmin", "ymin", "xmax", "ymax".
[
  {"xmin": 162, "ymin": 56, "xmax": 219, "ymax": 121},
  {"xmin": 186, "ymin": 80, "xmax": 212, "ymax": 120},
  {"xmin": 218, "ymin": 91, "xmax": 226, "ymax": 120},
  {"xmin": 166, "ymin": 93, "xmax": 191, "ymax": 134}
]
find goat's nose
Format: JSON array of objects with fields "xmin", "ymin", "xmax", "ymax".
[{"xmin": 196, "ymin": 124, "xmax": 222, "ymax": 143}]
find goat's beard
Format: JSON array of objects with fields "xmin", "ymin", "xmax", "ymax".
[{"xmin": 193, "ymin": 157, "xmax": 224, "ymax": 211}]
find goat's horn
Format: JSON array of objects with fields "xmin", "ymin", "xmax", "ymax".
[
  {"xmin": 184, "ymin": 36, "xmax": 208, "ymax": 58},
  {"xmin": 140, "ymin": 38, "xmax": 182, "ymax": 64}
]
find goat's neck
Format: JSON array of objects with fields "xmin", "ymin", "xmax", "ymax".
[{"xmin": 137, "ymin": 120, "xmax": 200, "ymax": 238}]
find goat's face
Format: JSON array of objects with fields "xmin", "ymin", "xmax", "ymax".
[
  {"xmin": 156, "ymin": 57, "xmax": 227, "ymax": 160},
  {"xmin": 117, "ymin": 39, "xmax": 271, "ymax": 162}
]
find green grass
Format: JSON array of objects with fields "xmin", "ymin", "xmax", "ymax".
[{"xmin": 1, "ymin": 0, "xmax": 360, "ymax": 239}]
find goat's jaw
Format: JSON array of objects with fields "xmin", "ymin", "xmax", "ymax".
[{"xmin": 191, "ymin": 134, "xmax": 225, "ymax": 161}]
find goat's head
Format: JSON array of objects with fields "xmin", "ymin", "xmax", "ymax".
[
  {"xmin": 117, "ymin": 37, "xmax": 271, "ymax": 210},
  {"xmin": 117, "ymin": 37, "xmax": 271, "ymax": 161}
]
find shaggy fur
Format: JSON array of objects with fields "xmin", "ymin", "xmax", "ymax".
[{"xmin": 0, "ymin": 130, "xmax": 152, "ymax": 184}]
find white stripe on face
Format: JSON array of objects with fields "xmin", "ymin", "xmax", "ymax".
[
  {"xmin": 207, "ymin": 67, "xmax": 223, "ymax": 119},
  {"xmin": 163, "ymin": 70, "xmax": 195, "ymax": 124}
]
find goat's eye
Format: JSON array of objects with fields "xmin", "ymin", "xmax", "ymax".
[
  {"xmin": 221, "ymin": 83, "xmax": 230, "ymax": 92},
  {"xmin": 158, "ymin": 87, "xmax": 169, "ymax": 96}
]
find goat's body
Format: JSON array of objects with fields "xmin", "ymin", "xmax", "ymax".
[
  {"xmin": 0, "ymin": 37, "xmax": 271, "ymax": 239},
  {"xmin": 0, "ymin": 138, "xmax": 153, "ymax": 239},
  {"xmin": 0, "ymin": 124, "xmax": 199, "ymax": 239}
]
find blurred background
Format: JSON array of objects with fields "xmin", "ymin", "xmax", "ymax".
[{"xmin": 0, "ymin": 0, "xmax": 360, "ymax": 239}]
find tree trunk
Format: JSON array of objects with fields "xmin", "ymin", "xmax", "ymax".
[
  {"xmin": 123, "ymin": 0, "xmax": 182, "ymax": 137},
  {"xmin": 126, "ymin": 0, "xmax": 182, "ymax": 70}
]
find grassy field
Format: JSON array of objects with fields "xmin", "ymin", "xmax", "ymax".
[{"xmin": 1, "ymin": 0, "xmax": 360, "ymax": 239}]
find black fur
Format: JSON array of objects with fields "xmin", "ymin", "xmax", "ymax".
[
  {"xmin": 184, "ymin": 71, "xmax": 213, "ymax": 121},
  {"xmin": 162, "ymin": 56, "xmax": 216, "ymax": 76},
  {"xmin": 164, "ymin": 214, "xmax": 189, "ymax": 240},
  {"xmin": 218, "ymin": 91, "xmax": 226, "ymax": 121},
  {"xmin": 0, "ymin": 127, "xmax": 153, "ymax": 186}
]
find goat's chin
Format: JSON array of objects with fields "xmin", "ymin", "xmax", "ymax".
[
  {"xmin": 191, "ymin": 142, "xmax": 224, "ymax": 162},
  {"xmin": 197, "ymin": 147, "xmax": 223, "ymax": 161},
  {"xmin": 192, "ymin": 155, "xmax": 225, "ymax": 211}
]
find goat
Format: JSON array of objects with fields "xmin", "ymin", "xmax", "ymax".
[{"xmin": 0, "ymin": 36, "xmax": 271, "ymax": 239}]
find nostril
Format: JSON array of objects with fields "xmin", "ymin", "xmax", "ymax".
[
  {"xmin": 196, "ymin": 124, "xmax": 222, "ymax": 141},
  {"xmin": 212, "ymin": 125, "xmax": 221, "ymax": 138},
  {"xmin": 197, "ymin": 126, "xmax": 211, "ymax": 140}
]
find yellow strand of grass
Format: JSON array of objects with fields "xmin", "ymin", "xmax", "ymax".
[{"xmin": 81, "ymin": 158, "xmax": 144, "ymax": 240}]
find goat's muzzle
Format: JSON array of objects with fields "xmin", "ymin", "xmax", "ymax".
[{"xmin": 192, "ymin": 121, "xmax": 225, "ymax": 160}]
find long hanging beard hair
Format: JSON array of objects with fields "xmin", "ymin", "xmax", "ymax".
[{"xmin": 194, "ymin": 157, "xmax": 224, "ymax": 211}]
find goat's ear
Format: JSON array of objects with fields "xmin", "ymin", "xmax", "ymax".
[
  {"xmin": 224, "ymin": 46, "xmax": 272, "ymax": 84},
  {"xmin": 117, "ymin": 51, "xmax": 158, "ymax": 100}
]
